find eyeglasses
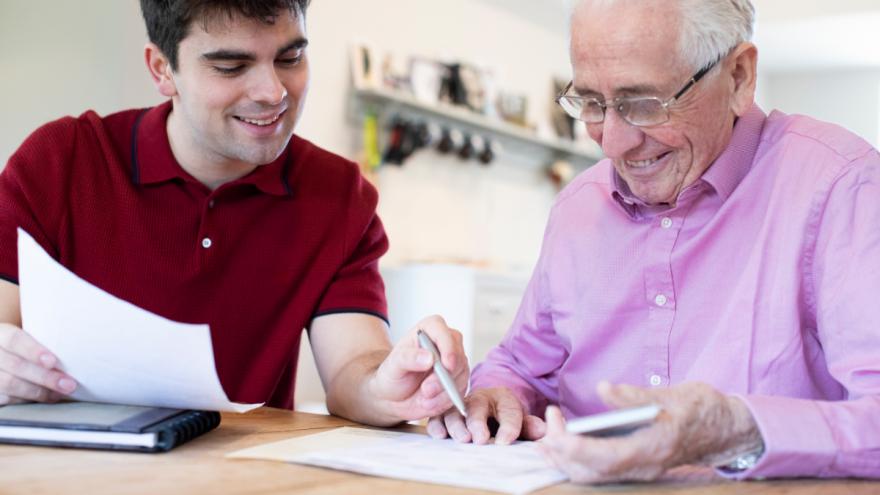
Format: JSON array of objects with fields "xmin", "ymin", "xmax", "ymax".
[{"xmin": 555, "ymin": 59, "xmax": 720, "ymax": 127}]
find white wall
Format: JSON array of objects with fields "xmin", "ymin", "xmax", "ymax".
[
  {"xmin": 300, "ymin": 1, "xmax": 572, "ymax": 274},
  {"xmin": 0, "ymin": 1, "xmax": 160, "ymax": 165},
  {"xmin": 761, "ymin": 70, "xmax": 880, "ymax": 146},
  {"xmin": 753, "ymin": 0, "xmax": 880, "ymax": 21}
]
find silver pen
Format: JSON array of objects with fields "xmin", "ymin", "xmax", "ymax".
[{"xmin": 417, "ymin": 329, "xmax": 467, "ymax": 417}]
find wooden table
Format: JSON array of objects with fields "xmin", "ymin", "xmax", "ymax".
[{"xmin": 0, "ymin": 407, "xmax": 877, "ymax": 494}]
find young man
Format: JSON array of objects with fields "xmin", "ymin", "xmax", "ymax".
[
  {"xmin": 431, "ymin": 0, "xmax": 880, "ymax": 483},
  {"xmin": 0, "ymin": 0, "xmax": 468, "ymax": 427}
]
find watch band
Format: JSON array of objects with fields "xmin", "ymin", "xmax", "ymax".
[{"xmin": 716, "ymin": 443, "xmax": 765, "ymax": 473}]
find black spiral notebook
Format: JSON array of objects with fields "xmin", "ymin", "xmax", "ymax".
[{"xmin": 0, "ymin": 401, "xmax": 221, "ymax": 452}]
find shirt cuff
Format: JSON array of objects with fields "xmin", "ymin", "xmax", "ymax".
[{"xmin": 718, "ymin": 394, "xmax": 838, "ymax": 479}]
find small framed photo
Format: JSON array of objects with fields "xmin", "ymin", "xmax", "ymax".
[
  {"xmin": 409, "ymin": 57, "xmax": 447, "ymax": 105},
  {"xmin": 349, "ymin": 41, "xmax": 380, "ymax": 90},
  {"xmin": 497, "ymin": 91, "xmax": 529, "ymax": 127}
]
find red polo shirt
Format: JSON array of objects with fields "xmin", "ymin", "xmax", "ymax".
[{"xmin": 0, "ymin": 101, "xmax": 388, "ymax": 409}]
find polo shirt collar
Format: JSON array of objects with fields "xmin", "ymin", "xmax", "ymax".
[
  {"xmin": 132, "ymin": 100, "xmax": 293, "ymax": 196},
  {"xmin": 610, "ymin": 103, "xmax": 767, "ymax": 215}
]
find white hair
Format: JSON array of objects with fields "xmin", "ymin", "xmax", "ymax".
[{"xmin": 570, "ymin": 0, "xmax": 755, "ymax": 71}]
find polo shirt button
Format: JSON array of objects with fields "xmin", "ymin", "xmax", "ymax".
[
  {"xmin": 649, "ymin": 374, "xmax": 662, "ymax": 386},
  {"xmin": 661, "ymin": 217, "xmax": 673, "ymax": 229},
  {"xmin": 208, "ymin": 200, "xmax": 215, "ymax": 209},
  {"xmin": 654, "ymin": 294, "xmax": 667, "ymax": 307},
  {"xmin": 201, "ymin": 237, "xmax": 212, "ymax": 249}
]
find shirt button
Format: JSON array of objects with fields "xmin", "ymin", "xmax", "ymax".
[
  {"xmin": 654, "ymin": 294, "xmax": 667, "ymax": 307},
  {"xmin": 660, "ymin": 217, "xmax": 673, "ymax": 229},
  {"xmin": 649, "ymin": 375, "xmax": 663, "ymax": 386},
  {"xmin": 201, "ymin": 237, "xmax": 212, "ymax": 249},
  {"xmin": 208, "ymin": 200, "xmax": 216, "ymax": 209}
]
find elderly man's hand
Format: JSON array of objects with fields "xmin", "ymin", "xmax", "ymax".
[
  {"xmin": 426, "ymin": 387, "xmax": 546, "ymax": 444},
  {"xmin": 537, "ymin": 381, "xmax": 763, "ymax": 484}
]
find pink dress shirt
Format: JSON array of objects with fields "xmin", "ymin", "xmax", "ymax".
[{"xmin": 471, "ymin": 104, "xmax": 880, "ymax": 479}]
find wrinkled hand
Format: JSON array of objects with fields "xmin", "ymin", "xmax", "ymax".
[
  {"xmin": 369, "ymin": 316, "xmax": 468, "ymax": 422},
  {"xmin": 0, "ymin": 323, "xmax": 76, "ymax": 405},
  {"xmin": 427, "ymin": 386, "xmax": 546, "ymax": 444},
  {"xmin": 538, "ymin": 381, "xmax": 762, "ymax": 484}
]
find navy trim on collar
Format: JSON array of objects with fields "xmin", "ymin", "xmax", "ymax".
[
  {"xmin": 281, "ymin": 150, "xmax": 293, "ymax": 196},
  {"xmin": 129, "ymin": 109, "xmax": 149, "ymax": 185}
]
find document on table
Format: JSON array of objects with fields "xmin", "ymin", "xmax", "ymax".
[
  {"xmin": 227, "ymin": 427, "xmax": 568, "ymax": 494},
  {"xmin": 17, "ymin": 228, "xmax": 261, "ymax": 413}
]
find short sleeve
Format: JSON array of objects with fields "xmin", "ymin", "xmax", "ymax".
[
  {"xmin": 0, "ymin": 118, "xmax": 78, "ymax": 282},
  {"xmin": 312, "ymin": 173, "xmax": 389, "ymax": 324}
]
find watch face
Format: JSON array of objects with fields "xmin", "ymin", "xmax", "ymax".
[{"xmin": 717, "ymin": 445, "xmax": 764, "ymax": 472}]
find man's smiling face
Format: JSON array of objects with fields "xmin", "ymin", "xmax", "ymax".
[
  {"xmin": 571, "ymin": 0, "xmax": 738, "ymax": 205},
  {"xmin": 167, "ymin": 9, "xmax": 310, "ymax": 171}
]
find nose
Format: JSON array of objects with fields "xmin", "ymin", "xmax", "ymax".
[
  {"xmin": 249, "ymin": 65, "xmax": 287, "ymax": 106},
  {"xmin": 594, "ymin": 107, "xmax": 645, "ymax": 160}
]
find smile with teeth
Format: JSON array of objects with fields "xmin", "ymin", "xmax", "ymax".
[
  {"xmin": 625, "ymin": 151, "xmax": 671, "ymax": 168},
  {"xmin": 236, "ymin": 112, "xmax": 282, "ymax": 126}
]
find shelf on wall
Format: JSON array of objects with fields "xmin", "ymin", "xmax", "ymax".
[{"xmin": 353, "ymin": 86, "xmax": 603, "ymax": 167}]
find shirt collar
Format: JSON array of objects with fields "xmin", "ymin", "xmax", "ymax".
[
  {"xmin": 610, "ymin": 103, "xmax": 767, "ymax": 215},
  {"xmin": 132, "ymin": 100, "xmax": 293, "ymax": 197},
  {"xmin": 699, "ymin": 104, "xmax": 766, "ymax": 202}
]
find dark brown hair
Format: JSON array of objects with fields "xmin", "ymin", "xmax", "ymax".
[{"xmin": 140, "ymin": 0, "xmax": 310, "ymax": 71}]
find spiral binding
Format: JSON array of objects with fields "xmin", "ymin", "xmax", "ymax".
[{"xmin": 155, "ymin": 410, "xmax": 221, "ymax": 451}]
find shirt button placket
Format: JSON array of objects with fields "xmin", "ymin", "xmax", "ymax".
[
  {"xmin": 644, "ymin": 213, "xmax": 678, "ymax": 396},
  {"xmin": 200, "ymin": 196, "xmax": 217, "ymax": 254}
]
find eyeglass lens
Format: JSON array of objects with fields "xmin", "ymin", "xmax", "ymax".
[{"xmin": 570, "ymin": 98, "xmax": 666, "ymax": 126}]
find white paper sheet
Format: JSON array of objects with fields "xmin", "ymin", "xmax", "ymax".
[
  {"xmin": 17, "ymin": 228, "xmax": 261, "ymax": 413},
  {"xmin": 227, "ymin": 427, "xmax": 568, "ymax": 494}
]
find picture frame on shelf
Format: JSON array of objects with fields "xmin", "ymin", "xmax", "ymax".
[
  {"xmin": 409, "ymin": 57, "xmax": 448, "ymax": 106},
  {"xmin": 349, "ymin": 41, "xmax": 380, "ymax": 89},
  {"xmin": 496, "ymin": 91, "xmax": 529, "ymax": 128}
]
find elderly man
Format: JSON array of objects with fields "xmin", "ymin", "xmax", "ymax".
[{"xmin": 428, "ymin": 0, "xmax": 880, "ymax": 483}]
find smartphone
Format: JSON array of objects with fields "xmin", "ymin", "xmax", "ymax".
[{"xmin": 565, "ymin": 404, "xmax": 661, "ymax": 437}]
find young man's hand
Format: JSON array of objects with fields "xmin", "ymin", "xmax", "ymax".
[
  {"xmin": 0, "ymin": 323, "xmax": 77, "ymax": 405},
  {"xmin": 312, "ymin": 313, "xmax": 468, "ymax": 426},
  {"xmin": 368, "ymin": 316, "xmax": 469, "ymax": 421}
]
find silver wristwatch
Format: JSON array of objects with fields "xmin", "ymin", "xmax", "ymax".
[{"xmin": 716, "ymin": 443, "xmax": 765, "ymax": 473}]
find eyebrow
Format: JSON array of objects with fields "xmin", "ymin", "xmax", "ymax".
[
  {"xmin": 200, "ymin": 37, "xmax": 309, "ymax": 62},
  {"xmin": 574, "ymin": 82, "xmax": 664, "ymax": 99}
]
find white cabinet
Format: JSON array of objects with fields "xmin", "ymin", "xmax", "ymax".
[
  {"xmin": 382, "ymin": 264, "xmax": 528, "ymax": 364},
  {"xmin": 294, "ymin": 263, "xmax": 528, "ymax": 413},
  {"xmin": 470, "ymin": 272, "xmax": 528, "ymax": 362}
]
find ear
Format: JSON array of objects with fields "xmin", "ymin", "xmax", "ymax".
[
  {"xmin": 727, "ymin": 42, "xmax": 758, "ymax": 117},
  {"xmin": 144, "ymin": 43, "xmax": 178, "ymax": 98}
]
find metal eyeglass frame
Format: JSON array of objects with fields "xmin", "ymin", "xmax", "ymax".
[{"xmin": 555, "ymin": 58, "xmax": 720, "ymax": 127}]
